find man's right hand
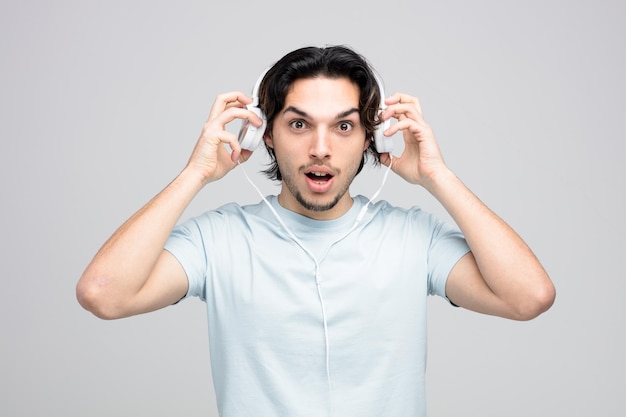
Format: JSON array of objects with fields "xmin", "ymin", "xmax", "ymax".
[
  {"xmin": 76, "ymin": 91, "xmax": 265, "ymax": 319},
  {"xmin": 184, "ymin": 91, "xmax": 265, "ymax": 186}
]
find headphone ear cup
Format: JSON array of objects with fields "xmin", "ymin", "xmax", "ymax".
[
  {"xmin": 373, "ymin": 73, "xmax": 393, "ymax": 154},
  {"xmin": 373, "ymin": 113, "xmax": 392, "ymax": 153},
  {"xmin": 239, "ymin": 67, "xmax": 271, "ymax": 151},
  {"xmin": 238, "ymin": 105, "xmax": 267, "ymax": 150}
]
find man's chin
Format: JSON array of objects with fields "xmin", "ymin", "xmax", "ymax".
[
  {"xmin": 294, "ymin": 191, "xmax": 344, "ymax": 213},
  {"xmin": 296, "ymin": 196, "xmax": 340, "ymax": 212}
]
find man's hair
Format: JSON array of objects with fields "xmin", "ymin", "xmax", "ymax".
[{"xmin": 258, "ymin": 45, "xmax": 383, "ymax": 181}]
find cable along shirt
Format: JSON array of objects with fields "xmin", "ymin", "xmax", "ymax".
[{"xmin": 165, "ymin": 195, "xmax": 470, "ymax": 417}]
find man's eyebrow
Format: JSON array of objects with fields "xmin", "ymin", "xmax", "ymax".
[
  {"xmin": 336, "ymin": 108, "xmax": 360, "ymax": 119},
  {"xmin": 283, "ymin": 106, "xmax": 309, "ymax": 118},
  {"xmin": 283, "ymin": 106, "xmax": 360, "ymax": 120}
]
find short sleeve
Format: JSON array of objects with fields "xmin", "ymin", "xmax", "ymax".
[
  {"xmin": 164, "ymin": 218, "xmax": 208, "ymax": 301},
  {"xmin": 426, "ymin": 216, "xmax": 471, "ymax": 299}
]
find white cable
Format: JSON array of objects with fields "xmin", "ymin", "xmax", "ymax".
[
  {"xmin": 355, "ymin": 155, "xmax": 393, "ymax": 225},
  {"xmin": 237, "ymin": 155, "xmax": 393, "ymax": 416},
  {"xmin": 238, "ymin": 161, "xmax": 333, "ymax": 410},
  {"xmin": 315, "ymin": 271, "xmax": 333, "ymax": 414}
]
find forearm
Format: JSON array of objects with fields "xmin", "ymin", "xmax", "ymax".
[
  {"xmin": 77, "ymin": 169, "xmax": 204, "ymax": 314},
  {"xmin": 379, "ymin": 92, "xmax": 554, "ymax": 318},
  {"xmin": 76, "ymin": 91, "xmax": 260, "ymax": 318},
  {"xmin": 425, "ymin": 169, "xmax": 555, "ymax": 318}
]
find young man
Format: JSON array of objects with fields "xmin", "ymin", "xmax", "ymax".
[{"xmin": 77, "ymin": 45, "xmax": 555, "ymax": 416}]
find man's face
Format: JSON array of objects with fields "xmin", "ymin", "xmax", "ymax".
[{"xmin": 265, "ymin": 76, "xmax": 369, "ymax": 220}]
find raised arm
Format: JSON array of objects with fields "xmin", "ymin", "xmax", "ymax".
[
  {"xmin": 379, "ymin": 93, "xmax": 555, "ymax": 320},
  {"xmin": 76, "ymin": 92, "xmax": 263, "ymax": 319}
]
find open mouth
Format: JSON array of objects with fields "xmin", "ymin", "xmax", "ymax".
[{"xmin": 305, "ymin": 171, "xmax": 333, "ymax": 183}]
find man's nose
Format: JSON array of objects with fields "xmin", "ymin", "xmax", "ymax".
[{"xmin": 309, "ymin": 127, "xmax": 331, "ymax": 159}]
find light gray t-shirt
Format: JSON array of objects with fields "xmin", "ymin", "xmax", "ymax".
[{"xmin": 165, "ymin": 195, "xmax": 470, "ymax": 417}]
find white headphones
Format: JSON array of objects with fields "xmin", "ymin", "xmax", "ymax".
[
  {"xmin": 372, "ymin": 72, "xmax": 393, "ymax": 153},
  {"xmin": 237, "ymin": 69, "xmax": 392, "ymax": 153}
]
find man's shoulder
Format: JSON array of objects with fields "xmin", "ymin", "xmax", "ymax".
[
  {"xmin": 197, "ymin": 197, "xmax": 277, "ymax": 225},
  {"xmin": 355, "ymin": 196, "xmax": 424, "ymax": 218},
  {"xmin": 199, "ymin": 197, "xmax": 274, "ymax": 216}
]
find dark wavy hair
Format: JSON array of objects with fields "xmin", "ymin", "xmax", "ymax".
[{"xmin": 258, "ymin": 45, "xmax": 384, "ymax": 181}]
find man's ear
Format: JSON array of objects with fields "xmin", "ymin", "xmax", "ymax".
[
  {"xmin": 264, "ymin": 133, "xmax": 274, "ymax": 149},
  {"xmin": 363, "ymin": 136, "xmax": 372, "ymax": 152}
]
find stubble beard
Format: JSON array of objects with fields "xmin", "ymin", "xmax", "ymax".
[
  {"xmin": 281, "ymin": 162, "xmax": 359, "ymax": 213},
  {"xmin": 293, "ymin": 188, "xmax": 345, "ymax": 212}
]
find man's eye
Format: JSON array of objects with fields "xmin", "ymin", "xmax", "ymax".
[
  {"xmin": 338, "ymin": 121, "xmax": 354, "ymax": 132},
  {"xmin": 290, "ymin": 120, "xmax": 307, "ymax": 129}
]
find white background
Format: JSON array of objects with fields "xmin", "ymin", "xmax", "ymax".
[{"xmin": 1, "ymin": 0, "xmax": 624, "ymax": 415}]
